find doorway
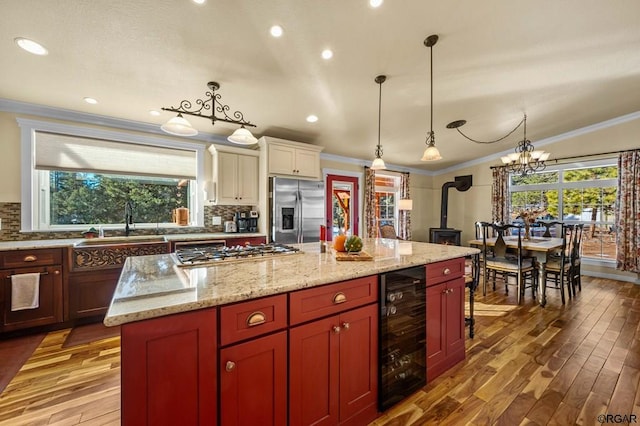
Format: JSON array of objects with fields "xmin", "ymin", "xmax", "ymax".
[{"xmin": 326, "ymin": 174, "xmax": 359, "ymax": 240}]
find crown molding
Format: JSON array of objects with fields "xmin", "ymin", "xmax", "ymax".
[{"xmin": 0, "ymin": 98, "xmax": 230, "ymax": 145}]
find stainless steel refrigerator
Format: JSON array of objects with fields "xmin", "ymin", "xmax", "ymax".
[{"xmin": 270, "ymin": 177, "xmax": 324, "ymax": 244}]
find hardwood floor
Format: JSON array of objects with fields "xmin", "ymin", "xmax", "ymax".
[{"xmin": 0, "ymin": 275, "xmax": 638, "ymax": 425}]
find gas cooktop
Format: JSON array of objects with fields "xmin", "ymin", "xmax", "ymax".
[{"xmin": 174, "ymin": 243, "xmax": 302, "ymax": 266}]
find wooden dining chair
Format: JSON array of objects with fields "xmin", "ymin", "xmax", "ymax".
[
  {"xmin": 535, "ymin": 221, "xmax": 563, "ymax": 237},
  {"xmin": 481, "ymin": 223, "xmax": 538, "ymax": 304},
  {"xmin": 542, "ymin": 223, "xmax": 575, "ymax": 304},
  {"xmin": 464, "ymin": 252, "xmax": 480, "ymax": 338},
  {"xmin": 569, "ymin": 223, "xmax": 584, "ymax": 296},
  {"xmin": 379, "ymin": 224, "xmax": 399, "ymax": 239}
]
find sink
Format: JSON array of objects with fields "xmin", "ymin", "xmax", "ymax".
[{"xmin": 73, "ymin": 235, "xmax": 167, "ymax": 247}]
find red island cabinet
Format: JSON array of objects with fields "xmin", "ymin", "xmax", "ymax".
[
  {"xmin": 426, "ymin": 258, "xmax": 466, "ymax": 381},
  {"xmin": 289, "ymin": 276, "xmax": 379, "ymax": 426},
  {"xmin": 218, "ymin": 294, "xmax": 288, "ymax": 425},
  {"xmin": 120, "ymin": 308, "xmax": 217, "ymax": 426}
]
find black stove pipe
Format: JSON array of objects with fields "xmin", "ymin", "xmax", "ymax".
[{"xmin": 440, "ymin": 175, "xmax": 473, "ymax": 229}]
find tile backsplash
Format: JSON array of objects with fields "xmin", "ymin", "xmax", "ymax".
[{"xmin": 0, "ymin": 202, "xmax": 255, "ymax": 241}]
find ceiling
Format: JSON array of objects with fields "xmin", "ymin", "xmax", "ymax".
[{"xmin": 2, "ymin": 0, "xmax": 640, "ymax": 172}]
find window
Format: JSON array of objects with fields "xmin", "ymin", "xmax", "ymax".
[
  {"xmin": 19, "ymin": 119, "xmax": 206, "ymax": 231},
  {"xmin": 508, "ymin": 159, "xmax": 618, "ymax": 261},
  {"xmin": 374, "ymin": 172, "xmax": 401, "ymax": 234}
]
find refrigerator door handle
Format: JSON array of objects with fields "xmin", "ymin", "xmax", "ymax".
[{"xmin": 297, "ymin": 189, "xmax": 303, "ymax": 243}]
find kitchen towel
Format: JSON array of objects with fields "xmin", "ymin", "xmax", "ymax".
[{"xmin": 11, "ymin": 272, "xmax": 40, "ymax": 311}]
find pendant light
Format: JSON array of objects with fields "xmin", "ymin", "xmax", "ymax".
[
  {"xmin": 420, "ymin": 34, "xmax": 442, "ymax": 161},
  {"xmin": 371, "ymin": 75, "xmax": 387, "ymax": 170}
]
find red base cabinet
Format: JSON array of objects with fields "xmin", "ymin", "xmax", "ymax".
[
  {"xmin": 120, "ymin": 308, "xmax": 217, "ymax": 426},
  {"xmin": 426, "ymin": 259, "xmax": 466, "ymax": 382},
  {"xmin": 219, "ymin": 331, "xmax": 287, "ymax": 425},
  {"xmin": 289, "ymin": 303, "xmax": 378, "ymax": 426}
]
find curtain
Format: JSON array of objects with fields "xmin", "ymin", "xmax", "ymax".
[
  {"xmin": 364, "ymin": 167, "xmax": 377, "ymax": 237},
  {"xmin": 399, "ymin": 172, "xmax": 411, "ymax": 240},
  {"xmin": 491, "ymin": 167, "xmax": 509, "ymax": 224},
  {"xmin": 615, "ymin": 150, "xmax": 640, "ymax": 272}
]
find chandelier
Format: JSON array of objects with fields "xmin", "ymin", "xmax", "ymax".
[
  {"xmin": 446, "ymin": 114, "xmax": 550, "ymax": 176},
  {"xmin": 161, "ymin": 81, "xmax": 258, "ymax": 145},
  {"xmin": 371, "ymin": 75, "xmax": 387, "ymax": 170},
  {"xmin": 421, "ymin": 34, "xmax": 442, "ymax": 161}
]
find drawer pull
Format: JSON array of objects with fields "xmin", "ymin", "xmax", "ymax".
[
  {"xmin": 246, "ymin": 311, "xmax": 266, "ymax": 327},
  {"xmin": 225, "ymin": 361, "xmax": 236, "ymax": 372},
  {"xmin": 23, "ymin": 255, "xmax": 38, "ymax": 262},
  {"xmin": 443, "ymin": 268, "xmax": 451, "ymax": 275},
  {"xmin": 333, "ymin": 292, "xmax": 347, "ymax": 304}
]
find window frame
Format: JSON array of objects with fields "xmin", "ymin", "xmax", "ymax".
[
  {"xmin": 374, "ymin": 171, "xmax": 402, "ymax": 235},
  {"xmin": 18, "ymin": 118, "xmax": 207, "ymax": 232},
  {"xmin": 508, "ymin": 158, "xmax": 618, "ymax": 265}
]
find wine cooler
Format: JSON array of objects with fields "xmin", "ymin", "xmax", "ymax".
[{"xmin": 378, "ymin": 265, "xmax": 426, "ymax": 411}]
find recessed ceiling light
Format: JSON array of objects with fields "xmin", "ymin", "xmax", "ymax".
[
  {"xmin": 321, "ymin": 49, "xmax": 333, "ymax": 60},
  {"xmin": 369, "ymin": 0, "xmax": 383, "ymax": 8},
  {"xmin": 270, "ymin": 25, "xmax": 283, "ymax": 38},
  {"xmin": 306, "ymin": 115, "xmax": 318, "ymax": 123},
  {"xmin": 14, "ymin": 37, "xmax": 48, "ymax": 56},
  {"xmin": 149, "ymin": 110, "xmax": 161, "ymax": 116},
  {"xmin": 83, "ymin": 97, "xmax": 98, "ymax": 105},
  {"xmin": 193, "ymin": 0, "xmax": 205, "ymax": 3}
]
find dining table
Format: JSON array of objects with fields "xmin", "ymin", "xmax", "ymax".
[{"xmin": 468, "ymin": 236, "xmax": 564, "ymax": 306}]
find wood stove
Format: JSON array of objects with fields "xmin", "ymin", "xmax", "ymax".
[{"xmin": 429, "ymin": 175, "xmax": 472, "ymax": 246}]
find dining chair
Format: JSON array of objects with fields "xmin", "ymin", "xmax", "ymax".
[
  {"xmin": 379, "ymin": 224, "xmax": 399, "ymax": 239},
  {"xmin": 569, "ymin": 223, "xmax": 585, "ymax": 296},
  {"xmin": 542, "ymin": 223, "xmax": 575, "ymax": 304},
  {"xmin": 535, "ymin": 221, "xmax": 563, "ymax": 238},
  {"xmin": 480, "ymin": 223, "xmax": 538, "ymax": 304},
  {"xmin": 464, "ymin": 252, "xmax": 480, "ymax": 339}
]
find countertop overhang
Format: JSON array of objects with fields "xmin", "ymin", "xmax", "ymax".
[{"xmin": 103, "ymin": 239, "xmax": 479, "ymax": 327}]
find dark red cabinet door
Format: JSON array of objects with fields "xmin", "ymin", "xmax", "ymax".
[
  {"xmin": 289, "ymin": 304, "xmax": 378, "ymax": 426},
  {"xmin": 120, "ymin": 308, "xmax": 217, "ymax": 426},
  {"xmin": 290, "ymin": 315, "xmax": 339, "ymax": 426},
  {"xmin": 426, "ymin": 276, "xmax": 465, "ymax": 382},
  {"xmin": 426, "ymin": 282, "xmax": 445, "ymax": 367},
  {"xmin": 219, "ymin": 331, "xmax": 287, "ymax": 426},
  {"xmin": 338, "ymin": 304, "xmax": 378, "ymax": 425},
  {"xmin": 445, "ymin": 277, "xmax": 465, "ymax": 357}
]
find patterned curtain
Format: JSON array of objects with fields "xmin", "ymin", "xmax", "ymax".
[
  {"xmin": 615, "ymin": 150, "xmax": 640, "ymax": 272},
  {"xmin": 399, "ymin": 172, "xmax": 411, "ymax": 240},
  {"xmin": 491, "ymin": 167, "xmax": 509, "ymax": 224},
  {"xmin": 364, "ymin": 166, "xmax": 377, "ymax": 237}
]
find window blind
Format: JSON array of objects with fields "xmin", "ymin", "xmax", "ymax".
[{"xmin": 34, "ymin": 132, "xmax": 197, "ymax": 179}]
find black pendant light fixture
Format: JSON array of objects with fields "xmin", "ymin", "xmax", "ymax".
[
  {"xmin": 447, "ymin": 114, "xmax": 550, "ymax": 176},
  {"xmin": 421, "ymin": 34, "xmax": 442, "ymax": 161},
  {"xmin": 161, "ymin": 81, "xmax": 258, "ymax": 145},
  {"xmin": 371, "ymin": 74, "xmax": 387, "ymax": 170}
]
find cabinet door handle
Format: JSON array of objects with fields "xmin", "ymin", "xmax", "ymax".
[
  {"xmin": 23, "ymin": 255, "xmax": 38, "ymax": 262},
  {"xmin": 341, "ymin": 322, "xmax": 350, "ymax": 330},
  {"xmin": 226, "ymin": 361, "xmax": 236, "ymax": 372},
  {"xmin": 333, "ymin": 292, "xmax": 347, "ymax": 304},
  {"xmin": 246, "ymin": 311, "xmax": 266, "ymax": 327},
  {"xmin": 443, "ymin": 268, "xmax": 451, "ymax": 275},
  {"xmin": 53, "ymin": 270, "xmax": 60, "ymax": 275},
  {"xmin": 332, "ymin": 326, "xmax": 341, "ymax": 334}
]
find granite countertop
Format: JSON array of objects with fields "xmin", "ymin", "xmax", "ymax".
[
  {"xmin": 0, "ymin": 233, "xmax": 266, "ymax": 251},
  {"xmin": 104, "ymin": 239, "xmax": 479, "ymax": 327}
]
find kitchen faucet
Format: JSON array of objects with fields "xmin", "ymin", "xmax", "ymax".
[{"xmin": 124, "ymin": 201, "xmax": 134, "ymax": 236}]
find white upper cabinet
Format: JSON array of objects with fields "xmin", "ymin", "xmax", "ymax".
[
  {"xmin": 208, "ymin": 145, "xmax": 259, "ymax": 206},
  {"xmin": 259, "ymin": 137, "xmax": 323, "ymax": 180}
]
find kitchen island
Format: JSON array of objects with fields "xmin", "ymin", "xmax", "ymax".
[{"xmin": 105, "ymin": 238, "xmax": 478, "ymax": 426}]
